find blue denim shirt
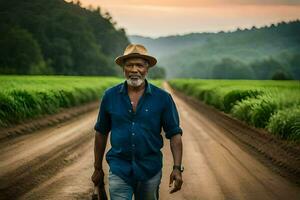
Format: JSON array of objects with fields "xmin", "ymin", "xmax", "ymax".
[{"xmin": 94, "ymin": 79, "xmax": 182, "ymax": 186}]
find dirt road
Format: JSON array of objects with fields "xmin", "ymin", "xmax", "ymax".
[{"xmin": 0, "ymin": 82, "xmax": 299, "ymax": 200}]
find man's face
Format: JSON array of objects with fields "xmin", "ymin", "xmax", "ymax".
[{"xmin": 123, "ymin": 58, "xmax": 149, "ymax": 87}]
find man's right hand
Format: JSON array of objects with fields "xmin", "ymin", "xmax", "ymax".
[{"xmin": 91, "ymin": 168, "xmax": 105, "ymax": 186}]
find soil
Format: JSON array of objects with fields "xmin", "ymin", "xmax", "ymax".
[{"xmin": 0, "ymin": 101, "xmax": 99, "ymax": 142}]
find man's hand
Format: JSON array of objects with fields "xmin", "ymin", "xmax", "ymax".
[
  {"xmin": 169, "ymin": 169, "xmax": 183, "ymax": 193},
  {"xmin": 91, "ymin": 168, "xmax": 105, "ymax": 186}
]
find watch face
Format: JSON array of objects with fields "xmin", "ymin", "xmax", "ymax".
[{"xmin": 180, "ymin": 166, "xmax": 184, "ymax": 172}]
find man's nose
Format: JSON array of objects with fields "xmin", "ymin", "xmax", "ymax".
[{"xmin": 131, "ymin": 64, "xmax": 139, "ymax": 71}]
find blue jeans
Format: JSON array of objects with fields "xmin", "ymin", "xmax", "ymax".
[{"xmin": 108, "ymin": 170, "xmax": 162, "ymax": 200}]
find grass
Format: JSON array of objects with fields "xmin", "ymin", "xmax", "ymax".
[
  {"xmin": 169, "ymin": 79, "xmax": 300, "ymax": 141},
  {"xmin": 0, "ymin": 76, "xmax": 122, "ymax": 127}
]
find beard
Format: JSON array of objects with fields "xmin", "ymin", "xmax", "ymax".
[{"xmin": 125, "ymin": 73, "xmax": 146, "ymax": 87}]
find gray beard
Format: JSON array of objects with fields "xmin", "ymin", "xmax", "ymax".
[
  {"xmin": 125, "ymin": 71, "xmax": 146, "ymax": 87},
  {"xmin": 126, "ymin": 77, "xmax": 145, "ymax": 87}
]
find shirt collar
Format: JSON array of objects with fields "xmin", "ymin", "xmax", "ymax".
[{"xmin": 119, "ymin": 79, "xmax": 152, "ymax": 95}]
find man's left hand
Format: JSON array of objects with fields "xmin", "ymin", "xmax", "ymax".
[{"xmin": 169, "ymin": 169, "xmax": 183, "ymax": 193}]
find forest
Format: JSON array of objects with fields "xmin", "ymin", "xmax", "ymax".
[
  {"xmin": 0, "ymin": 0, "xmax": 129, "ymax": 76},
  {"xmin": 131, "ymin": 20, "xmax": 300, "ymax": 80}
]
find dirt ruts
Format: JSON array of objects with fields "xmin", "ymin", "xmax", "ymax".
[
  {"xmin": 0, "ymin": 109, "xmax": 99, "ymax": 200},
  {"xmin": 0, "ymin": 101, "xmax": 99, "ymax": 142}
]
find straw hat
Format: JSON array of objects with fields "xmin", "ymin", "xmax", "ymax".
[{"xmin": 115, "ymin": 44, "xmax": 157, "ymax": 67}]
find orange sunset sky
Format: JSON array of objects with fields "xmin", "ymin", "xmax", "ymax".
[{"xmin": 74, "ymin": 0, "xmax": 300, "ymax": 37}]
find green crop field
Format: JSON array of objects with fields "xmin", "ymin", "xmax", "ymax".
[
  {"xmin": 169, "ymin": 79, "xmax": 300, "ymax": 141},
  {"xmin": 0, "ymin": 76, "xmax": 162, "ymax": 128},
  {"xmin": 0, "ymin": 76, "xmax": 122, "ymax": 128}
]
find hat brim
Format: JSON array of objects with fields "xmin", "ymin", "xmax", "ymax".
[{"xmin": 115, "ymin": 53, "xmax": 157, "ymax": 68}]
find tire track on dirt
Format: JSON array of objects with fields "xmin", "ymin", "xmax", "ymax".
[
  {"xmin": 0, "ymin": 110, "xmax": 98, "ymax": 200},
  {"xmin": 19, "ymin": 140, "xmax": 95, "ymax": 200}
]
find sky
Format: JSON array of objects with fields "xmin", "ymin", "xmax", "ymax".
[{"xmin": 75, "ymin": 0, "xmax": 300, "ymax": 38}]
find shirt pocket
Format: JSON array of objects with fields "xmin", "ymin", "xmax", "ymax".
[{"xmin": 140, "ymin": 106, "xmax": 161, "ymax": 120}]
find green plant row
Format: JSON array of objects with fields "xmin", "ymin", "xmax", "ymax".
[
  {"xmin": 0, "ymin": 76, "xmax": 122, "ymax": 128},
  {"xmin": 169, "ymin": 79, "xmax": 300, "ymax": 141}
]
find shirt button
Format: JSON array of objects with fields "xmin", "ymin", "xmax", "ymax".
[
  {"xmin": 132, "ymin": 144, "xmax": 135, "ymax": 147},
  {"xmin": 132, "ymin": 133, "xmax": 135, "ymax": 136},
  {"xmin": 128, "ymin": 110, "xmax": 132, "ymax": 113},
  {"xmin": 132, "ymin": 122, "xmax": 135, "ymax": 125}
]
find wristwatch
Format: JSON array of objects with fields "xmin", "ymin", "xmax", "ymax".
[{"xmin": 173, "ymin": 165, "xmax": 184, "ymax": 172}]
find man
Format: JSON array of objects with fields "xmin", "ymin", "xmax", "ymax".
[{"xmin": 91, "ymin": 44, "xmax": 183, "ymax": 200}]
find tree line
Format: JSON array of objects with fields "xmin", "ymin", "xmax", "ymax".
[
  {"xmin": 131, "ymin": 20, "xmax": 300, "ymax": 80},
  {"xmin": 211, "ymin": 54, "xmax": 300, "ymax": 80},
  {"xmin": 0, "ymin": 0, "xmax": 129, "ymax": 76},
  {"xmin": 166, "ymin": 20, "xmax": 300, "ymax": 80}
]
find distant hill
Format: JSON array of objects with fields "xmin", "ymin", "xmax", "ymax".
[
  {"xmin": 129, "ymin": 34, "xmax": 209, "ymax": 58},
  {"xmin": 0, "ymin": 0, "xmax": 129, "ymax": 75},
  {"xmin": 130, "ymin": 20, "xmax": 300, "ymax": 80}
]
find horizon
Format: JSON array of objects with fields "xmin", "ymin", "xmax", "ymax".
[
  {"xmin": 74, "ymin": 0, "xmax": 300, "ymax": 37},
  {"xmin": 128, "ymin": 19, "xmax": 299, "ymax": 39}
]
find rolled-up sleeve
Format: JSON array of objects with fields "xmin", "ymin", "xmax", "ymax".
[
  {"xmin": 94, "ymin": 92, "xmax": 111, "ymax": 135},
  {"xmin": 162, "ymin": 93, "xmax": 182, "ymax": 139}
]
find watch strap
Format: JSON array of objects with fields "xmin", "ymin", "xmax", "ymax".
[{"xmin": 173, "ymin": 165, "xmax": 184, "ymax": 172}]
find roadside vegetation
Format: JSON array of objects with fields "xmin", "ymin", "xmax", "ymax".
[
  {"xmin": 0, "ymin": 76, "xmax": 121, "ymax": 128},
  {"xmin": 169, "ymin": 79, "xmax": 300, "ymax": 141}
]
